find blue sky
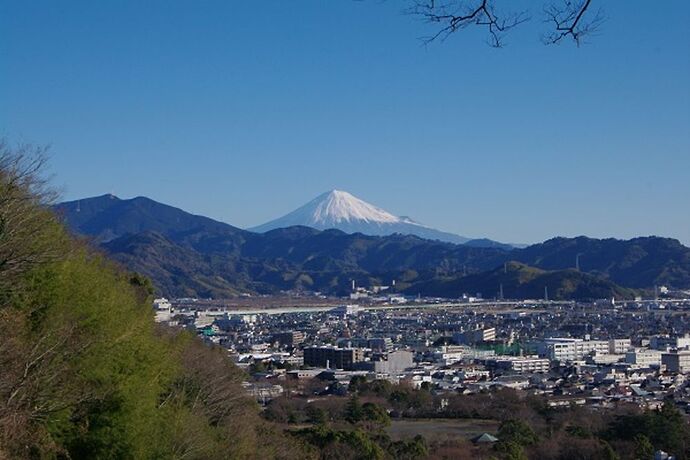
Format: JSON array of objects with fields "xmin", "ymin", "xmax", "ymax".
[{"xmin": 1, "ymin": 0, "xmax": 689, "ymax": 245}]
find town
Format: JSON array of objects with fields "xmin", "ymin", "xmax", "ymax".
[{"xmin": 153, "ymin": 291, "xmax": 690, "ymax": 418}]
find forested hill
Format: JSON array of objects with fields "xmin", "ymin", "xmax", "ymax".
[
  {"xmin": 512, "ymin": 236, "xmax": 690, "ymax": 290},
  {"xmin": 55, "ymin": 195, "xmax": 690, "ymax": 299},
  {"xmin": 407, "ymin": 262, "xmax": 638, "ymax": 301},
  {"xmin": 0, "ymin": 151, "xmax": 307, "ymax": 458}
]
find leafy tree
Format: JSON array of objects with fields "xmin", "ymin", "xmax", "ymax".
[
  {"xmin": 566, "ymin": 425, "xmax": 593, "ymax": 439},
  {"xmin": 348, "ymin": 375, "xmax": 368, "ymax": 394},
  {"xmin": 498, "ymin": 419, "xmax": 539, "ymax": 446},
  {"xmin": 306, "ymin": 405, "xmax": 328, "ymax": 425},
  {"xmin": 368, "ymin": 379, "xmax": 393, "ymax": 398},
  {"xmin": 362, "ymin": 402, "xmax": 391, "ymax": 427},
  {"xmin": 495, "ymin": 440, "xmax": 528, "ymax": 460},
  {"xmin": 601, "ymin": 441, "xmax": 620, "ymax": 460},
  {"xmin": 634, "ymin": 433, "xmax": 654, "ymax": 460},
  {"xmin": 250, "ymin": 360, "xmax": 267, "ymax": 375},
  {"xmin": 606, "ymin": 400, "xmax": 690, "ymax": 458},
  {"xmin": 293, "ymin": 425, "xmax": 386, "ymax": 460},
  {"xmin": 388, "ymin": 435, "xmax": 428, "ymax": 460},
  {"xmin": 345, "ymin": 394, "xmax": 364, "ymax": 423}
]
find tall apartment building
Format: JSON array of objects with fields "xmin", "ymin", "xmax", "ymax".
[
  {"xmin": 453, "ymin": 327, "xmax": 496, "ymax": 345},
  {"xmin": 303, "ymin": 346, "xmax": 365, "ymax": 370},
  {"xmin": 651, "ymin": 334, "xmax": 690, "ymax": 351},
  {"xmin": 337, "ymin": 337, "xmax": 393, "ymax": 352},
  {"xmin": 662, "ymin": 350, "xmax": 690, "ymax": 373},
  {"xmin": 272, "ymin": 331, "xmax": 305, "ymax": 347},
  {"xmin": 368, "ymin": 337, "xmax": 394, "ymax": 352}
]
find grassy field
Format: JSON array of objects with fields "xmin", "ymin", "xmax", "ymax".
[{"xmin": 386, "ymin": 418, "xmax": 499, "ymax": 442}]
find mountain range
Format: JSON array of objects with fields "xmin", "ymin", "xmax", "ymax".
[{"xmin": 53, "ymin": 194, "xmax": 690, "ymax": 300}]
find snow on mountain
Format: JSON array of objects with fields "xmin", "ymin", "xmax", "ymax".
[
  {"xmin": 299, "ymin": 190, "xmax": 409, "ymax": 226},
  {"xmin": 250, "ymin": 190, "xmax": 497, "ymax": 246}
]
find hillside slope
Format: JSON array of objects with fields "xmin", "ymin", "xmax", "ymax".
[{"xmin": 407, "ymin": 261, "xmax": 637, "ymax": 300}]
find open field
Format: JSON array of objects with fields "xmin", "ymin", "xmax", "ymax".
[{"xmin": 387, "ymin": 418, "xmax": 500, "ymax": 442}]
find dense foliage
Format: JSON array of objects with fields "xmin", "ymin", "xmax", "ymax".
[
  {"xmin": 264, "ymin": 375, "xmax": 690, "ymax": 460},
  {"xmin": 0, "ymin": 145, "xmax": 305, "ymax": 459}
]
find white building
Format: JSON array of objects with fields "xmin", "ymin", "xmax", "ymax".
[
  {"xmin": 625, "ymin": 348, "xmax": 662, "ymax": 368},
  {"xmin": 608, "ymin": 338, "xmax": 631, "ymax": 354},
  {"xmin": 153, "ymin": 298, "xmax": 172, "ymax": 323},
  {"xmin": 433, "ymin": 345, "xmax": 495, "ymax": 365},
  {"xmin": 332, "ymin": 304, "xmax": 362, "ymax": 317},
  {"xmin": 537, "ymin": 338, "xmax": 610, "ymax": 362},
  {"xmin": 492, "ymin": 356, "xmax": 551, "ymax": 373}
]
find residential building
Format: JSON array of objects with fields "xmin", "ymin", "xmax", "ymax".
[
  {"xmin": 272, "ymin": 331, "xmax": 305, "ymax": 347},
  {"xmin": 537, "ymin": 338, "xmax": 610, "ymax": 362},
  {"xmin": 662, "ymin": 350, "xmax": 690, "ymax": 373},
  {"xmin": 358, "ymin": 350, "xmax": 414, "ymax": 374},
  {"xmin": 303, "ymin": 346, "xmax": 365, "ymax": 370},
  {"xmin": 625, "ymin": 348, "xmax": 662, "ymax": 367},
  {"xmin": 490, "ymin": 356, "xmax": 551, "ymax": 373},
  {"xmin": 608, "ymin": 338, "xmax": 631, "ymax": 354},
  {"xmin": 453, "ymin": 327, "xmax": 496, "ymax": 345}
]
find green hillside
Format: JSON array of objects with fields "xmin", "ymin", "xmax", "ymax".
[{"xmin": 0, "ymin": 148, "xmax": 305, "ymax": 459}]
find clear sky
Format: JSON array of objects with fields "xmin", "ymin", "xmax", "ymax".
[{"xmin": 1, "ymin": 0, "xmax": 689, "ymax": 245}]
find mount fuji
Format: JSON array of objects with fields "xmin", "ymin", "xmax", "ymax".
[{"xmin": 250, "ymin": 190, "xmax": 509, "ymax": 248}]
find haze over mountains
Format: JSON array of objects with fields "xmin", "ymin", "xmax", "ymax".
[
  {"xmin": 251, "ymin": 190, "xmax": 511, "ymax": 249},
  {"xmin": 54, "ymin": 194, "xmax": 690, "ymax": 300}
]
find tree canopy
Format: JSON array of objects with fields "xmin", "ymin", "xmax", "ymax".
[{"xmin": 0, "ymin": 142, "xmax": 306, "ymax": 459}]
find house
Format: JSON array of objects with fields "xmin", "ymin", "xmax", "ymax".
[{"xmin": 471, "ymin": 433, "xmax": 498, "ymax": 444}]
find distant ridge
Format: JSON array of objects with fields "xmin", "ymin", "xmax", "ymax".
[
  {"xmin": 250, "ymin": 190, "xmax": 511, "ymax": 248},
  {"xmin": 53, "ymin": 194, "xmax": 690, "ymax": 299},
  {"xmin": 55, "ymin": 194, "xmax": 240, "ymax": 243},
  {"xmin": 410, "ymin": 261, "xmax": 637, "ymax": 300}
]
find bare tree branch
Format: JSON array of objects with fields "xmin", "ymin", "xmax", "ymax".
[
  {"xmin": 408, "ymin": 0, "xmax": 530, "ymax": 47},
  {"xmin": 0, "ymin": 140, "xmax": 66, "ymax": 291},
  {"xmin": 543, "ymin": 0, "xmax": 606, "ymax": 46},
  {"xmin": 407, "ymin": 0, "xmax": 605, "ymax": 47}
]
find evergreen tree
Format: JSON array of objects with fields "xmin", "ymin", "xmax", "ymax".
[{"xmin": 634, "ymin": 434, "xmax": 654, "ymax": 460}]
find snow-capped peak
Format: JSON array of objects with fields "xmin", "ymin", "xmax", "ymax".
[
  {"xmin": 308, "ymin": 190, "xmax": 401, "ymax": 225},
  {"xmin": 249, "ymin": 189, "xmax": 476, "ymax": 245}
]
